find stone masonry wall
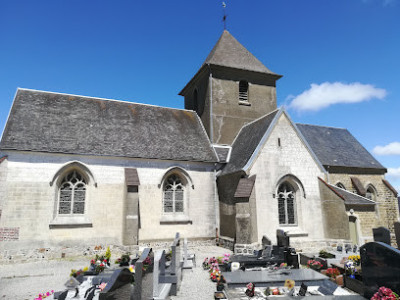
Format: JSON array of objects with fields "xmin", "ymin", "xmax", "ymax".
[
  {"xmin": 211, "ymin": 67, "xmax": 277, "ymax": 145},
  {"xmin": 249, "ymin": 113, "xmax": 327, "ymax": 244},
  {"xmin": 329, "ymin": 173, "xmax": 399, "ymax": 246},
  {"xmin": 0, "ymin": 151, "xmax": 217, "ymax": 252}
]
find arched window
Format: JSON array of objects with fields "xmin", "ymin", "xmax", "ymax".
[
  {"xmin": 163, "ymin": 174, "xmax": 185, "ymax": 213},
  {"xmin": 336, "ymin": 182, "xmax": 346, "ymax": 190},
  {"xmin": 58, "ymin": 170, "xmax": 87, "ymax": 215},
  {"xmin": 277, "ymin": 182, "xmax": 296, "ymax": 225},
  {"xmin": 366, "ymin": 185, "xmax": 376, "ymax": 201},
  {"xmin": 239, "ymin": 80, "xmax": 249, "ymax": 102}
]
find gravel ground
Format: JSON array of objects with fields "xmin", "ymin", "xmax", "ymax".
[{"xmin": 0, "ymin": 245, "xmax": 231, "ymax": 299}]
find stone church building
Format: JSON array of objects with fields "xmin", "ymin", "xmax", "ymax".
[{"xmin": 0, "ymin": 31, "xmax": 398, "ymax": 254}]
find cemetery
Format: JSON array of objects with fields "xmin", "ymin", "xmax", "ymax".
[{"xmin": 17, "ymin": 224, "xmax": 400, "ymax": 299}]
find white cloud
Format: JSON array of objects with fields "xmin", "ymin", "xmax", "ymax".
[
  {"xmin": 373, "ymin": 142, "xmax": 400, "ymax": 156},
  {"xmin": 288, "ymin": 82, "xmax": 387, "ymax": 112},
  {"xmin": 387, "ymin": 167, "xmax": 400, "ymax": 179}
]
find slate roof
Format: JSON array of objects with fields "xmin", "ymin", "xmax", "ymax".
[
  {"xmin": 213, "ymin": 145, "xmax": 231, "ymax": 163},
  {"xmin": 297, "ymin": 124, "xmax": 386, "ymax": 171},
  {"xmin": 203, "ymin": 30, "xmax": 281, "ymax": 76},
  {"xmin": 351, "ymin": 177, "xmax": 366, "ymax": 196},
  {"xmin": 0, "ymin": 89, "xmax": 218, "ymax": 162},
  {"xmin": 319, "ymin": 178, "xmax": 376, "ymax": 206},
  {"xmin": 220, "ymin": 110, "xmax": 279, "ymax": 175},
  {"xmin": 234, "ymin": 175, "xmax": 256, "ymax": 198},
  {"xmin": 125, "ymin": 168, "xmax": 140, "ymax": 186}
]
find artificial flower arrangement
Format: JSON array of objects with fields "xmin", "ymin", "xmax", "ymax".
[
  {"xmin": 142, "ymin": 256, "xmax": 153, "ymax": 272},
  {"xmin": 326, "ymin": 267, "xmax": 340, "ymax": 279},
  {"xmin": 245, "ymin": 282, "xmax": 255, "ymax": 297},
  {"xmin": 90, "ymin": 258, "xmax": 107, "ymax": 274},
  {"xmin": 217, "ymin": 253, "xmax": 231, "ymax": 265},
  {"xmin": 371, "ymin": 287, "xmax": 399, "ymax": 300},
  {"xmin": 70, "ymin": 266, "xmax": 89, "ymax": 277},
  {"xmin": 115, "ymin": 253, "xmax": 131, "ymax": 266},
  {"xmin": 34, "ymin": 290, "xmax": 54, "ymax": 299},
  {"xmin": 307, "ymin": 260, "xmax": 323, "ymax": 271},
  {"xmin": 348, "ymin": 255, "xmax": 361, "ymax": 266}
]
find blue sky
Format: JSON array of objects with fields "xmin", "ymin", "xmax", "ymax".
[{"xmin": 1, "ymin": 0, "xmax": 399, "ymax": 191}]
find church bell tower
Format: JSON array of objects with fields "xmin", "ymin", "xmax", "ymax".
[{"xmin": 179, "ymin": 30, "xmax": 282, "ymax": 145}]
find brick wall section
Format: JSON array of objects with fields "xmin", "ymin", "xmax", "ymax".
[
  {"xmin": 329, "ymin": 173, "xmax": 400, "ymax": 246},
  {"xmin": 0, "ymin": 227, "xmax": 19, "ymax": 241}
]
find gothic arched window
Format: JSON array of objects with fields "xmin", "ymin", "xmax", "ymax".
[
  {"xmin": 163, "ymin": 174, "xmax": 185, "ymax": 213},
  {"xmin": 277, "ymin": 182, "xmax": 296, "ymax": 225},
  {"xmin": 366, "ymin": 185, "xmax": 376, "ymax": 201},
  {"xmin": 239, "ymin": 80, "xmax": 249, "ymax": 102},
  {"xmin": 58, "ymin": 170, "xmax": 87, "ymax": 215},
  {"xmin": 336, "ymin": 182, "xmax": 346, "ymax": 190}
]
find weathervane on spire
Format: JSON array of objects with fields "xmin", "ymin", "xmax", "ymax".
[{"xmin": 222, "ymin": 2, "xmax": 227, "ymax": 30}]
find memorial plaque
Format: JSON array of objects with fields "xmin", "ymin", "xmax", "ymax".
[
  {"xmin": 298, "ymin": 283, "xmax": 308, "ymax": 296},
  {"xmin": 373, "ymin": 226, "xmax": 391, "ymax": 245},
  {"xmin": 64, "ymin": 277, "xmax": 80, "ymax": 289}
]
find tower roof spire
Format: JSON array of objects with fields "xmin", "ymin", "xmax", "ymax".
[{"xmin": 203, "ymin": 30, "xmax": 280, "ymax": 75}]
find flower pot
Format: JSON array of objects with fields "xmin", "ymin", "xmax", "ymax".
[{"xmin": 336, "ymin": 275, "xmax": 344, "ymax": 286}]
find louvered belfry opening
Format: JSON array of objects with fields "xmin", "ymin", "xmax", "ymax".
[{"xmin": 239, "ymin": 80, "xmax": 249, "ymax": 102}]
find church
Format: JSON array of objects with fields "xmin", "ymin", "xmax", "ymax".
[{"xmin": 0, "ymin": 30, "xmax": 398, "ymax": 254}]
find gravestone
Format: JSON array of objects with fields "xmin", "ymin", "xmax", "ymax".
[
  {"xmin": 373, "ymin": 226, "xmax": 391, "ymax": 245},
  {"xmin": 360, "ymin": 242, "xmax": 400, "ymax": 298},
  {"xmin": 337, "ymin": 245, "xmax": 343, "ymax": 252},
  {"xmin": 262, "ymin": 235, "xmax": 271, "ymax": 248},
  {"xmin": 394, "ymin": 222, "xmax": 400, "ymax": 249},
  {"xmin": 276, "ymin": 229, "xmax": 289, "ymax": 248},
  {"xmin": 98, "ymin": 268, "xmax": 133, "ymax": 300}
]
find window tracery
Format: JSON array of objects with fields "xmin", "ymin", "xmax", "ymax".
[
  {"xmin": 277, "ymin": 182, "xmax": 296, "ymax": 225},
  {"xmin": 58, "ymin": 170, "xmax": 86, "ymax": 215}
]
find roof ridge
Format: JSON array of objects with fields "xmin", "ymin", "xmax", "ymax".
[
  {"xmin": 17, "ymin": 88, "xmax": 195, "ymax": 113},
  {"xmin": 296, "ymin": 123, "xmax": 347, "ymax": 130}
]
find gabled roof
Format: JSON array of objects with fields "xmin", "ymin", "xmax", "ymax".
[
  {"xmin": 0, "ymin": 89, "xmax": 218, "ymax": 163},
  {"xmin": 220, "ymin": 109, "xmax": 279, "ymax": 175},
  {"xmin": 318, "ymin": 177, "xmax": 376, "ymax": 206},
  {"xmin": 203, "ymin": 30, "xmax": 280, "ymax": 76},
  {"xmin": 297, "ymin": 124, "xmax": 386, "ymax": 172}
]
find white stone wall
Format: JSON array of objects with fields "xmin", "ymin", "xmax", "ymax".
[
  {"xmin": 248, "ymin": 113, "xmax": 327, "ymax": 244},
  {"xmin": 0, "ymin": 151, "xmax": 217, "ymax": 250}
]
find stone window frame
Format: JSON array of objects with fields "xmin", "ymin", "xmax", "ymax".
[
  {"xmin": 336, "ymin": 182, "xmax": 346, "ymax": 190},
  {"xmin": 238, "ymin": 80, "xmax": 251, "ymax": 106},
  {"xmin": 49, "ymin": 161, "xmax": 96, "ymax": 228},
  {"xmin": 275, "ymin": 174, "xmax": 305, "ymax": 227},
  {"xmin": 159, "ymin": 167, "xmax": 193, "ymax": 224},
  {"xmin": 365, "ymin": 184, "xmax": 377, "ymax": 201}
]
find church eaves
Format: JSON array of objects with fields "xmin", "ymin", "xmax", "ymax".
[
  {"xmin": 0, "ymin": 89, "xmax": 218, "ymax": 163},
  {"xmin": 203, "ymin": 30, "xmax": 280, "ymax": 75}
]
